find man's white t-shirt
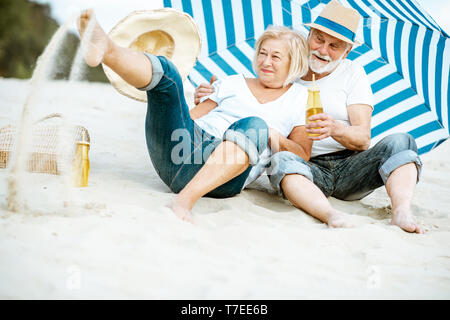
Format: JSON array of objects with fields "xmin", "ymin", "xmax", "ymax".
[
  {"xmin": 297, "ymin": 59, "xmax": 374, "ymax": 158},
  {"xmin": 195, "ymin": 74, "xmax": 308, "ymax": 187}
]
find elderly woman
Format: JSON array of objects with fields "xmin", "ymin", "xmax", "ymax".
[{"xmin": 78, "ymin": 10, "xmax": 311, "ymax": 223}]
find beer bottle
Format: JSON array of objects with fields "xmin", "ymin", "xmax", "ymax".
[
  {"xmin": 306, "ymin": 74, "xmax": 324, "ymax": 137},
  {"xmin": 72, "ymin": 131, "xmax": 90, "ymax": 187}
]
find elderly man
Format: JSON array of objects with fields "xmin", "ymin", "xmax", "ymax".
[{"xmin": 194, "ymin": 1, "xmax": 423, "ymax": 233}]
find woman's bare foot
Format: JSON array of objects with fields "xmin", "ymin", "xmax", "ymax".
[
  {"xmin": 170, "ymin": 197, "xmax": 194, "ymax": 224},
  {"xmin": 391, "ymin": 206, "xmax": 424, "ymax": 234},
  {"xmin": 77, "ymin": 9, "xmax": 110, "ymax": 67},
  {"xmin": 327, "ymin": 210, "xmax": 354, "ymax": 228}
]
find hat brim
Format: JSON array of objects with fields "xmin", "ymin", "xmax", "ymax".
[
  {"xmin": 305, "ymin": 22, "xmax": 360, "ymax": 46},
  {"xmin": 102, "ymin": 8, "xmax": 201, "ymax": 102}
]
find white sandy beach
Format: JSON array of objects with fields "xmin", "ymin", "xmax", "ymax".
[{"xmin": 0, "ymin": 77, "xmax": 449, "ymax": 299}]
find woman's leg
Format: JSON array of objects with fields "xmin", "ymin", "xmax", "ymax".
[
  {"xmin": 172, "ymin": 140, "xmax": 250, "ymax": 222},
  {"xmin": 171, "ymin": 117, "xmax": 269, "ymax": 222},
  {"xmin": 77, "ymin": 9, "xmax": 152, "ymax": 88}
]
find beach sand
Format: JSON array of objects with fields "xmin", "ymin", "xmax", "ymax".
[{"xmin": 0, "ymin": 78, "xmax": 449, "ymax": 299}]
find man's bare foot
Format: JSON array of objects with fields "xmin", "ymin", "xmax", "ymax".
[
  {"xmin": 77, "ymin": 9, "xmax": 110, "ymax": 67},
  {"xmin": 391, "ymin": 207, "xmax": 424, "ymax": 234},
  {"xmin": 327, "ymin": 210, "xmax": 354, "ymax": 228},
  {"xmin": 170, "ymin": 197, "xmax": 194, "ymax": 224}
]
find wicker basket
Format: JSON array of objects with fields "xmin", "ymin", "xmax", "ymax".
[{"xmin": 0, "ymin": 113, "xmax": 90, "ymax": 175}]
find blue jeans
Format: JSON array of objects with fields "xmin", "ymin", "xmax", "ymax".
[
  {"xmin": 268, "ymin": 133, "xmax": 422, "ymax": 200},
  {"xmin": 139, "ymin": 54, "xmax": 269, "ymax": 198}
]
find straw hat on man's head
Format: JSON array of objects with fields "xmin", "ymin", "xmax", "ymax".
[
  {"xmin": 102, "ymin": 8, "xmax": 201, "ymax": 102},
  {"xmin": 305, "ymin": 0, "xmax": 361, "ymax": 46}
]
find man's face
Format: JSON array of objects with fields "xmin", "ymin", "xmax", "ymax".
[{"xmin": 308, "ymin": 28, "xmax": 351, "ymax": 74}]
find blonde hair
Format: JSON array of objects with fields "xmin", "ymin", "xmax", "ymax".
[{"xmin": 253, "ymin": 26, "xmax": 309, "ymax": 87}]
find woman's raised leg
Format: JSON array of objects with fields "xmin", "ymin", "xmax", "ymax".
[{"xmin": 77, "ymin": 9, "xmax": 152, "ymax": 88}]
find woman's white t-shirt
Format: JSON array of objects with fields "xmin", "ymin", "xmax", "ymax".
[
  {"xmin": 195, "ymin": 74, "xmax": 308, "ymax": 186},
  {"xmin": 297, "ymin": 59, "xmax": 374, "ymax": 157}
]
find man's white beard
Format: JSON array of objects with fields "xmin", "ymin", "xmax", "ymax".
[{"xmin": 308, "ymin": 50, "xmax": 346, "ymax": 74}]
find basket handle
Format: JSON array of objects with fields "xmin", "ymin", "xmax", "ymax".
[{"xmin": 34, "ymin": 113, "xmax": 62, "ymax": 124}]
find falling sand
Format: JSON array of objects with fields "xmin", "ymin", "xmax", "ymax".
[{"xmin": 7, "ymin": 13, "xmax": 97, "ymax": 214}]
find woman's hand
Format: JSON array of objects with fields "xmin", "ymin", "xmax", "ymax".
[{"xmin": 194, "ymin": 75, "xmax": 217, "ymax": 105}]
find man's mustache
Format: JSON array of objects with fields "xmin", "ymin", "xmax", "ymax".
[{"xmin": 311, "ymin": 51, "xmax": 332, "ymax": 62}]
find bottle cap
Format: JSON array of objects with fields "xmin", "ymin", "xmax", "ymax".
[{"xmin": 76, "ymin": 130, "xmax": 90, "ymax": 146}]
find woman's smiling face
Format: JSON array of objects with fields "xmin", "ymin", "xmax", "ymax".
[{"xmin": 255, "ymin": 38, "xmax": 291, "ymax": 88}]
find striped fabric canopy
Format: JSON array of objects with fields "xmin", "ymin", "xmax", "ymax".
[{"xmin": 163, "ymin": 0, "xmax": 449, "ymax": 154}]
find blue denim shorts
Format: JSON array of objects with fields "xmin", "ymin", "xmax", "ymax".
[{"xmin": 268, "ymin": 133, "xmax": 422, "ymax": 200}]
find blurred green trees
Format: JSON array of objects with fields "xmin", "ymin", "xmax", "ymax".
[{"xmin": 0, "ymin": 0, "xmax": 107, "ymax": 82}]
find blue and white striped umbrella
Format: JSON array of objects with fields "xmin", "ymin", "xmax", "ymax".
[{"xmin": 163, "ymin": 0, "xmax": 449, "ymax": 155}]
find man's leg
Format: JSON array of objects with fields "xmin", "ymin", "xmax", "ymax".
[
  {"xmin": 333, "ymin": 133, "xmax": 423, "ymax": 233},
  {"xmin": 281, "ymin": 174, "xmax": 353, "ymax": 228},
  {"xmin": 385, "ymin": 163, "xmax": 424, "ymax": 233},
  {"xmin": 269, "ymin": 151, "xmax": 353, "ymax": 228},
  {"xmin": 77, "ymin": 9, "xmax": 152, "ymax": 88}
]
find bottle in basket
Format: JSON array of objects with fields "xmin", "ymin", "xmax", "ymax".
[
  {"xmin": 72, "ymin": 131, "xmax": 90, "ymax": 187},
  {"xmin": 306, "ymin": 74, "xmax": 324, "ymax": 137}
]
